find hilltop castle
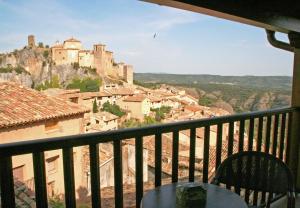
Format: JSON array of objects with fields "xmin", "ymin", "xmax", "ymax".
[{"xmin": 27, "ymin": 35, "xmax": 133, "ymax": 84}]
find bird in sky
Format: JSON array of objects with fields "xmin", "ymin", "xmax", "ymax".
[{"xmin": 153, "ymin": 33, "xmax": 157, "ymax": 39}]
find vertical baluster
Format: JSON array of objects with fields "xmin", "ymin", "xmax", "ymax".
[
  {"xmin": 113, "ymin": 140, "xmax": 123, "ymax": 208},
  {"xmin": 238, "ymin": 120, "xmax": 245, "ymax": 152},
  {"xmin": 272, "ymin": 114, "xmax": 279, "ymax": 156},
  {"xmin": 33, "ymin": 152, "xmax": 48, "ymax": 208},
  {"xmin": 262, "ymin": 116, "xmax": 272, "ymax": 204},
  {"xmin": 203, "ymin": 126, "xmax": 210, "ymax": 183},
  {"xmin": 248, "ymin": 118, "xmax": 255, "ymax": 151},
  {"xmin": 279, "ymin": 114, "xmax": 286, "ymax": 160},
  {"xmin": 264, "ymin": 116, "xmax": 272, "ymax": 154},
  {"xmin": 215, "ymin": 124, "xmax": 223, "ymax": 171},
  {"xmin": 226, "ymin": 122, "xmax": 234, "ymax": 190},
  {"xmin": 189, "ymin": 128, "xmax": 196, "ymax": 182},
  {"xmin": 256, "ymin": 117, "xmax": 263, "ymax": 152},
  {"xmin": 172, "ymin": 130, "xmax": 179, "ymax": 183},
  {"xmin": 0, "ymin": 156, "xmax": 15, "ymax": 208},
  {"xmin": 285, "ymin": 112, "xmax": 292, "ymax": 164},
  {"xmin": 155, "ymin": 133, "xmax": 162, "ymax": 187},
  {"xmin": 254, "ymin": 117, "xmax": 263, "ymax": 205},
  {"xmin": 245, "ymin": 118, "xmax": 255, "ymax": 203},
  {"xmin": 89, "ymin": 144, "xmax": 101, "ymax": 208},
  {"xmin": 63, "ymin": 147, "xmax": 76, "ymax": 208},
  {"xmin": 135, "ymin": 136, "xmax": 143, "ymax": 208},
  {"xmin": 227, "ymin": 122, "xmax": 234, "ymax": 157},
  {"xmin": 235, "ymin": 120, "xmax": 245, "ymax": 195}
]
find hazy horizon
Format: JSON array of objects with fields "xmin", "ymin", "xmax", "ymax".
[{"xmin": 0, "ymin": 0, "xmax": 294, "ymax": 76}]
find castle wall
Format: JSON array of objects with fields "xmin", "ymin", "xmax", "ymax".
[
  {"xmin": 79, "ymin": 51, "xmax": 94, "ymax": 68},
  {"xmin": 116, "ymin": 63, "xmax": 125, "ymax": 78},
  {"xmin": 66, "ymin": 49, "xmax": 79, "ymax": 63},
  {"xmin": 52, "ymin": 48, "xmax": 68, "ymax": 65},
  {"xmin": 64, "ymin": 41, "xmax": 82, "ymax": 50}
]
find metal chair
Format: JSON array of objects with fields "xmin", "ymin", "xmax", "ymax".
[{"xmin": 211, "ymin": 151, "xmax": 295, "ymax": 208}]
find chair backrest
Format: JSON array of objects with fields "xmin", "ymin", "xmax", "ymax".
[{"xmin": 212, "ymin": 151, "xmax": 295, "ymax": 208}]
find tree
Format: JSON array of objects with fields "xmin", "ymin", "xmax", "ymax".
[
  {"xmin": 151, "ymin": 106, "xmax": 172, "ymax": 121},
  {"xmin": 93, "ymin": 99, "xmax": 98, "ymax": 113},
  {"xmin": 43, "ymin": 51, "xmax": 49, "ymax": 58},
  {"xmin": 38, "ymin": 42, "xmax": 44, "ymax": 48}
]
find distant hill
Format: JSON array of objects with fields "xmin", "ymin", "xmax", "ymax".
[{"xmin": 134, "ymin": 73, "xmax": 291, "ymax": 112}]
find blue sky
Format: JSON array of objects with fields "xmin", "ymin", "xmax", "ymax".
[{"xmin": 0, "ymin": 0, "xmax": 294, "ymax": 76}]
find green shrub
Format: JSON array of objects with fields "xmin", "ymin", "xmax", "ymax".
[
  {"xmin": 49, "ymin": 195, "xmax": 64, "ymax": 208},
  {"xmin": 101, "ymin": 101, "xmax": 125, "ymax": 117},
  {"xmin": 198, "ymin": 96, "xmax": 215, "ymax": 106},
  {"xmin": 0, "ymin": 66, "xmax": 28, "ymax": 74},
  {"xmin": 67, "ymin": 77, "xmax": 101, "ymax": 92},
  {"xmin": 35, "ymin": 75, "xmax": 61, "ymax": 91}
]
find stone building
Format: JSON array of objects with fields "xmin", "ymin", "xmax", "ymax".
[{"xmin": 51, "ymin": 37, "xmax": 133, "ymax": 84}]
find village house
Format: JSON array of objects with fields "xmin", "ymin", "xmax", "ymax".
[
  {"xmin": 44, "ymin": 89, "xmax": 115, "ymax": 110},
  {"xmin": 116, "ymin": 95, "xmax": 151, "ymax": 120},
  {"xmin": 85, "ymin": 111, "xmax": 118, "ymax": 132},
  {"xmin": 104, "ymin": 87, "xmax": 135, "ymax": 104},
  {"xmin": 147, "ymin": 95, "xmax": 162, "ymax": 109},
  {"xmin": 0, "ymin": 82, "xmax": 90, "ymax": 197}
]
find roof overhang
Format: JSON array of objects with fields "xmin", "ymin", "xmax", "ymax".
[{"xmin": 142, "ymin": 0, "xmax": 300, "ymax": 34}]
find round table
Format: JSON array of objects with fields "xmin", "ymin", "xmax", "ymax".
[{"xmin": 141, "ymin": 183, "xmax": 248, "ymax": 208}]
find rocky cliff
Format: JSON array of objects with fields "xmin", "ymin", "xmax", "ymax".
[{"xmin": 0, "ymin": 47, "xmax": 100, "ymax": 88}]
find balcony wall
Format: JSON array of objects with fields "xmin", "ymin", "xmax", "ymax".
[{"xmin": 0, "ymin": 107, "xmax": 297, "ymax": 208}]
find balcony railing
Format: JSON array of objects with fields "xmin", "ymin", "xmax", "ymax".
[{"xmin": 0, "ymin": 107, "xmax": 295, "ymax": 208}]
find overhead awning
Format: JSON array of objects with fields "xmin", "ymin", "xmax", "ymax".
[{"xmin": 142, "ymin": 0, "xmax": 300, "ymax": 34}]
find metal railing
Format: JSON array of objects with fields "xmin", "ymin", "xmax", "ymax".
[{"xmin": 0, "ymin": 107, "xmax": 295, "ymax": 208}]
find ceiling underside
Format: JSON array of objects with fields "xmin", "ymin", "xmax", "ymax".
[{"xmin": 142, "ymin": 0, "xmax": 300, "ymax": 34}]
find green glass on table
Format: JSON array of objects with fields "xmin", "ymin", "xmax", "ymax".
[{"xmin": 176, "ymin": 183, "xmax": 207, "ymax": 208}]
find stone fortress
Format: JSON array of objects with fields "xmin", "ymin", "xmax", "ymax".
[{"xmin": 29, "ymin": 35, "xmax": 133, "ymax": 85}]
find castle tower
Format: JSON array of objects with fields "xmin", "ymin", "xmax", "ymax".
[
  {"xmin": 28, "ymin": 35, "xmax": 36, "ymax": 49},
  {"xmin": 124, "ymin": 65, "xmax": 133, "ymax": 85},
  {"xmin": 93, "ymin": 44, "xmax": 106, "ymax": 76}
]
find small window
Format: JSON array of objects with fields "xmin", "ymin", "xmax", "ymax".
[
  {"xmin": 45, "ymin": 120, "xmax": 59, "ymax": 132},
  {"xmin": 13, "ymin": 165, "xmax": 24, "ymax": 181},
  {"xmin": 47, "ymin": 181, "xmax": 55, "ymax": 197},
  {"xmin": 47, "ymin": 155, "xmax": 59, "ymax": 173}
]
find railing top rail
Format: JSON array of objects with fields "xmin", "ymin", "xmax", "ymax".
[{"xmin": 0, "ymin": 107, "xmax": 294, "ymax": 157}]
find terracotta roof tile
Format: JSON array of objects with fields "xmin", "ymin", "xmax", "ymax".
[
  {"xmin": 0, "ymin": 82, "xmax": 89, "ymax": 129},
  {"xmin": 105, "ymin": 88, "xmax": 134, "ymax": 96},
  {"xmin": 123, "ymin": 95, "xmax": 147, "ymax": 102}
]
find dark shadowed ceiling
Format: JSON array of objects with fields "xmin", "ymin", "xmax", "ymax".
[{"xmin": 142, "ymin": 0, "xmax": 300, "ymax": 33}]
